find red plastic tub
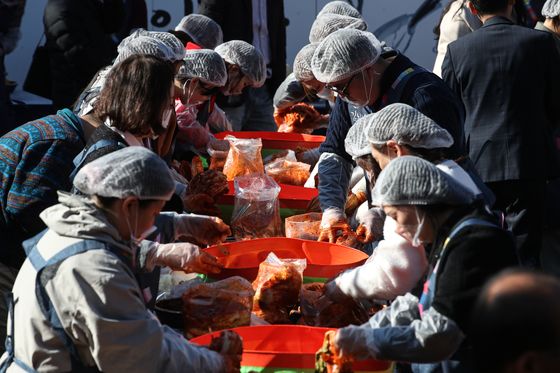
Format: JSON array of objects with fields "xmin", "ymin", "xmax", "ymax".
[
  {"xmin": 191, "ymin": 325, "xmax": 392, "ymax": 372},
  {"xmin": 215, "ymin": 131, "xmax": 325, "ymax": 150},
  {"xmin": 203, "ymin": 237, "xmax": 368, "ymax": 283}
]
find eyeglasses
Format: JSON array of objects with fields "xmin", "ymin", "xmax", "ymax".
[{"xmin": 326, "ymin": 73, "xmax": 358, "ymax": 97}]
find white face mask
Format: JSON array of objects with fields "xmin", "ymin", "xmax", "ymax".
[
  {"xmin": 316, "ymin": 87, "xmax": 333, "ymax": 101},
  {"xmin": 395, "ymin": 208, "xmax": 425, "ymax": 247},
  {"xmin": 341, "ymin": 70, "xmax": 378, "ymax": 108},
  {"xmin": 182, "ymin": 79, "xmax": 206, "ymax": 107},
  {"xmin": 161, "ymin": 107, "xmax": 173, "ymax": 130},
  {"xmin": 125, "ymin": 202, "xmax": 158, "ymax": 248}
]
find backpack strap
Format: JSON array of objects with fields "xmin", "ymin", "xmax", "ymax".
[
  {"xmin": 418, "ymin": 218, "xmax": 499, "ymax": 314},
  {"xmin": 69, "ymin": 139, "xmax": 126, "ymax": 182},
  {"xmin": 5, "ymin": 239, "xmax": 111, "ymax": 372}
]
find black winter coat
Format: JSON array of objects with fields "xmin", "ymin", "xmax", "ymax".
[{"xmin": 43, "ymin": 0, "xmax": 124, "ymax": 109}]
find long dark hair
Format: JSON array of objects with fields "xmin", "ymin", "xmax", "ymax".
[{"xmin": 94, "ymin": 54, "xmax": 174, "ymax": 137}]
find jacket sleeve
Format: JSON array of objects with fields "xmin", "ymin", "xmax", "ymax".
[
  {"xmin": 198, "ymin": 0, "xmax": 228, "ymax": 25},
  {"xmin": 317, "ymin": 97, "xmax": 355, "ymax": 211},
  {"xmin": 6, "ymin": 139, "xmax": 80, "ymax": 235},
  {"xmin": 335, "ymin": 235, "xmax": 427, "ymax": 301},
  {"xmin": 50, "ymin": 252, "xmax": 225, "ymax": 373},
  {"xmin": 441, "ymin": 48, "xmax": 461, "ymax": 103},
  {"xmin": 335, "ymin": 294, "xmax": 464, "ymax": 363},
  {"xmin": 544, "ymin": 35, "xmax": 560, "ymax": 129},
  {"xmin": 317, "ymin": 152, "xmax": 353, "ymax": 212}
]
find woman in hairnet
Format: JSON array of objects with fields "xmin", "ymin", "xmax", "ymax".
[
  {"xmin": 0, "ymin": 147, "xmax": 240, "ymax": 372},
  {"xmin": 73, "ymin": 54, "xmax": 175, "ymax": 172},
  {"xmin": 174, "ymin": 49, "xmax": 229, "ymax": 155},
  {"xmin": 322, "ymin": 156, "xmax": 518, "ymax": 372},
  {"xmin": 73, "ymin": 30, "xmax": 186, "ymax": 157},
  {"xmin": 325, "ymin": 103, "xmax": 491, "ymax": 302}
]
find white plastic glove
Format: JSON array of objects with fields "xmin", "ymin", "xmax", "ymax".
[
  {"xmin": 150, "ymin": 242, "xmax": 223, "ymax": 275},
  {"xmin": 174, "ymin": 213, "xmax": 231, "ymax": 246},
  {"xmin": 356, "ymin": 207, "xmax": 386, "ymax": 244},
  {"xmin": 318, "ymin": 207, "xmax": 349, "ymax": 243},
  {"xmin": 334, "ymin": 325, "xmax": 376, "ymax": 360}
]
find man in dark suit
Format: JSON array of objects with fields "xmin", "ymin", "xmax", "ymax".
[
  {"xmin": 442, "ymin": 0, "xmax": 560, "ymax": 268},
  {"xmin": 199, "ymin": 0, "xmax": 286, "ymax": 131}
]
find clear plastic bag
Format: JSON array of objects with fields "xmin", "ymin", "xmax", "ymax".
[
  {"xmin": 231, "ymin": 174, "xmax": 282, "ymax": 240},
  {"xmin": 265, "ymin": 158, "xmax": 311, "ymax": 186},
  {"xmin": 252, "ymin": 252, "xmax": 307, "ymax": 324},
  {"xmin": 285, "ymin": 212, "xmax": 323, "ymax": 241},
  {"xmin": 207, "ymin": 138, "xmax": 230, "ymax": 171},
  {"xmin": 181, "ymin": 276, "xmax": 255, "ymax": 338},
  {"xmin": 300, "ymin": 282, "xmax": 369, "ymax": 328},
  {"xmin": 222, "ymin": 135, "xmax": 264, "ymax": 181}
]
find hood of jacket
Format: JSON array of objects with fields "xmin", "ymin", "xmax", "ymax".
[{"xmin": 40, "ymin": 191, "xmax": 131, "ymax": 252}]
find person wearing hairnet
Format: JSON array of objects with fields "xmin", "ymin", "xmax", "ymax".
[
  {"xmin": 213, "ymin": 40, "xmax": 269, "ymax": 131},
  {"xmin": 174, "ymin": 49, "xmax": 229, "ymax": 156},
  {"xmin": 311, "ymin": 28, "xmax": 472, "ymax": 243},
  {"xmin": 75, "ymin": 30, "xmax": 186, "ymax": 118},
  {"xmin": 272, "ymin": 44, "xmax": 330, "ymax": 163},
  {"xmin": 0, "ymin": 147, "xmax": 241, "ymax": 372},
  {"xmin": 317, "ymin": 0, "xmax": 363, "ymax": 18},
  {"xmin": 322, "ymin": 156, "xmax": 517, "ymax": 372},
  {"xmin": 174, "ymin": 14, "xmax": 224, "ymax": 49},
  {"xmin": 72, "ymin": 54, "xmax": 175, "ymax": 173},
  {"xmin": 214, "ymin": 39, "xmax": 275, "ymax": 130},
  {"xmin": 537, "ymin": 0, "xmax": 560, "ymax": 52},
  {"xmin": 309, "ymin": 13, "xmax": 367, "ymax": 44},
  {"xmin": 273, "ymin": 10, "xmax": 365, "ymax": 114},
  {"xmin": 327, "ymin": 103, "xmax": 488, "ymax": 303},
  {"xmin": 73, "ymin": 30, "xmax": 186, "ymax": 157}
]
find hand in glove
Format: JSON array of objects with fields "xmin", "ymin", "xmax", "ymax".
[
  {"xmin": 355, "ymin": 207, "xmax": 386, "ymax": 244},
  {"xmin": 318, "ymin": 208, "xmax": 350, "ymax": 243},
  {"xmin": 174, "ymin": 213, "xmax": 231, "ymax": 246},
  {"xmin": 209, "ymin": 330, "xmax": 243, "ymax": 373},
  {"xmin": 152, "ymin": 242, "xmax": 223, "ymax": 274},
  {"xmin": 315, "ymin": 330, "xmax": 352, "ymax": 373},
  {"xmin": 183, "ymin": 193, "xmax": 222, "ymax": 216},
  {"xmin": 334, "ymin": 325, "xmax": 373, "ymax": 361}
]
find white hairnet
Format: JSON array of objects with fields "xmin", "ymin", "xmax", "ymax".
[
  {"xmin": 293, "ymin": 43, "xmax": 319, "ymax": 82},
  {"xmin": 215, "ymin": 40, "xmax": 266, "ymax": 87},
  {"xmin": 345, "ymin": 116, "xmax": 373, "ymax": 160},
  {"xmin": 542, "ymin": 0, "xmax": 560, "ymax": 17},
  {"xmin": 311, "ymin": 29, "xmax": 383, "ymax": 83},
  {"xmin": 117, "ymin": 29, "xmax": 185, "ymax": 63},
  {"xmin": 176, "ymin": 49, "xmax": 227, "ymax": 86},
  {"xmin": 371, "ymin": 156, "xmax": 475, "ymax": 206},
  {"xmin": 73, "ymin": 147, "xmax": 175, "ymax": 201},
  {"xmin": 114, "ymin": 37, "xmax": 174, "ymax": 64},
  {"xmin": 309, "ymin": 13, "xmax": 367, "ymax": 43},
  {"xmin": 318, "ymin": 1, "xmax": 362, "ymax": 18},
  {"xmin": 366, "ymin": 103, "xmax": 454, "ymax": 149},
  {"xmin": 175, "ymin": 14, "xmax": 223, "ymax": 49}
]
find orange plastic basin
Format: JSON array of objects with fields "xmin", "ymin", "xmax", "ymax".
[
  {"xmin": 191, "ymin": 325, "xmax": 391, "ymax": 372},
  {"xmin": 215, "ymin": 131, "xmax": 325, "ymax": 150},
  {"xmin": 204, "ymin": 237, "xmax": 368, "ymax": 282},
  {"xmin": 216, "ymin": 181, "xmax": 318, "ymax": 210}
]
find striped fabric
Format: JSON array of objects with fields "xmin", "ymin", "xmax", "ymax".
[{"xmin": 0, "ymin": 109, "xmax": 85, "ymax": 266}]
